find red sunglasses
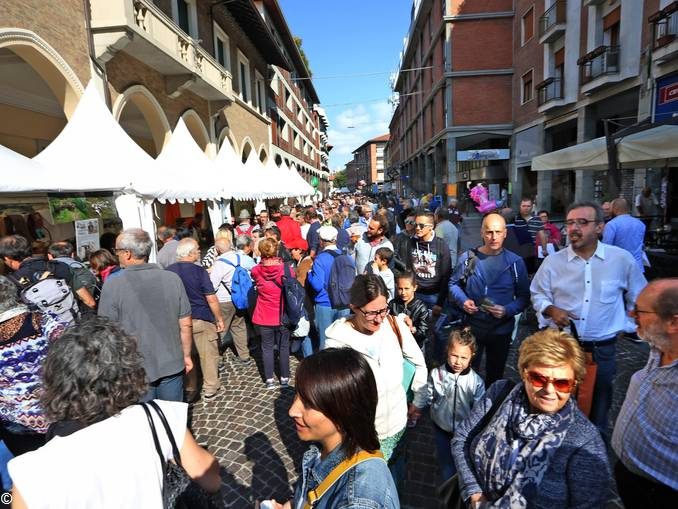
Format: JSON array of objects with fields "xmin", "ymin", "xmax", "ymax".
[{"xmin": 525, "ymin": 371, "xmax": 576, "ymax": 393}]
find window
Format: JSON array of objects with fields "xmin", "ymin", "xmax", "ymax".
[
  {"xmin": 521, "ymin": 7, "xmax": 534, "ymax": 45},
  {"xmin": 213, "ymin": 23, "xmax": 230, "ymax": 71},
  {"xmin": 603, "ymin": 7, "xmax": 620, "ymax": 47},
  {"xmin": 293, "ymin": 131, "xmax": 300, "ymax": 150},
  {"xmin": 521, "ymin": 69, "xmax": 534, "ymax": 104},
  {"xmin": 285, "ymin": 88, "xmax": 293, "ymax": 110},
  {"xmin": 237, "ymin": 51, "xmax": 251, "ymax": 104},
  {"xmin": 172, "ymin": 0, "xmax": 198, "ymax": 39},
  {"xmin": 255, "ymin": 72, "xmax": 265, "ymax": 113},
  {"xmin": 280, "ymin": 118, "xmax": 289, "ymax": 142}
]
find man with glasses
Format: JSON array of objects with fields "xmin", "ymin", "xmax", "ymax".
[
  {"xmin": 612, "ymin": 279, "xmax": 678, "ymax": 508},
  {"xmin": 531, "ymin": 201, "xmax": 646, "ymax": 433},
  {"xmin": 99, "ymin": 228, "xmax": 193, "ymax": 402},
  {"xmin": 406, "ymin": 211, "xmax": 451, "ymax": 328}
]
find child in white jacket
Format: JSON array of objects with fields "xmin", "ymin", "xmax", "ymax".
[{"xmin": 409, "ymin": 328, "xmax": 485, "ymax": 481}]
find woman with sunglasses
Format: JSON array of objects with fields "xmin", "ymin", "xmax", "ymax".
[
  {"xmin": 325, "ymin": 275, "xmax": 427, "ymax": 471},
  {"xmin": 452, "ymin": 329, "xmax": 611, "ymax": 508}
]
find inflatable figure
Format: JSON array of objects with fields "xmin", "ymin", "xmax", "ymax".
[{"xmin": 469, "ymin": 183, "xmax": 504, "ymax": 213}]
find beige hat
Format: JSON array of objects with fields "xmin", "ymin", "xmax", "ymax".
[{"xmin": 238, "ymin": 209, "xmax": 251, "ymax": 220}]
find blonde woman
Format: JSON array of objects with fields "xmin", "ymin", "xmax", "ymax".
[{"xmin": 201, "ymin": 224, "xmax": 233, "ymax": 270}]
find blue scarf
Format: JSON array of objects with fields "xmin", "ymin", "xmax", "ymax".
[{"xmin": 472, "ymin": 383, "xmax": 574, "ymax": 507}]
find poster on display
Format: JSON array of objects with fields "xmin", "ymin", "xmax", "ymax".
[
  {"xmin": 48, "ymin": 195, "xmax": 117, "ymax": 224},
  {"xmin": 75, "ymin": 219, "xmax": 100, "ymax": 261}
]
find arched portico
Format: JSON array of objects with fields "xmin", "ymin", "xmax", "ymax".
[
  {"xmin": 112, "ymin": 85, "xmax": 170, "ymax": 157},
  {"xmin": 180, "ymin": 109, "xmax": 210, "ymax": 155}
]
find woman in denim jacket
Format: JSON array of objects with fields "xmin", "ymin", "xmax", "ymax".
[{"xmin": 262, "ymin": 348, "xmax": 399, "ymax": 509}]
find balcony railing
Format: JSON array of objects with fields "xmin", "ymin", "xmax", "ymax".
[
  {"xmin": 578, "ymin": 46, "xmax": 619, "ymax": 85},
  {"xmin": 536, "ymin": 77, "xmax": 564, "ymax": 105},
  {"xmin": 650, "ymin": 2, "xmax": 678, "ymax": 49},
  {"xmin": 539, "ymin": 1, "xmax": 567, "ymax": 40}
]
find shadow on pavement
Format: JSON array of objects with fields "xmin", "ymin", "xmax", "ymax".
[
  {"xmin": 274, "ymin": 388, "xmax": 304, "ymax": 475},
  {"xmin": 244, "ymin": 431, "xmax": 292, "ymax": 504}
]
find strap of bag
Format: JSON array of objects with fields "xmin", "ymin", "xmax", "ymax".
[
  {"xmin": 217, "ymin": 254, "xmax": 241, "ymax": 295},
  {"xmin": 304, "ymin": 450, "xmax": 384, "ymax": 508},
  {"xmin": 387, "ymin": 314, "xmax": 403, "ymax": 350},
  {"xmin": 148, "ymin": 400, "xmax": 183, "ymax": 466},
  {"xmin": 139, "ymin": 403, "xmax": 167, "ymax": 475}
]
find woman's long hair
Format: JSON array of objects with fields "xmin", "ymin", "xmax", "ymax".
[{"xmin": 295, "ymin": 348, "xmax": 379, "ymax": 457}]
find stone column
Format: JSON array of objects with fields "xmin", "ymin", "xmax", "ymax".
[{"xmin": 575, "ymin": 106, "xmax": 595, "ymax": 202}]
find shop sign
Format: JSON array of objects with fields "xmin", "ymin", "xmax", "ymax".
[
  {"xmin": 75, "ymin": 219, "xmax": 101, "ymax": 261},
  {"xmin": 48, "ymin": 195, "xmax": 117, "ymax": 224},
  {"xmin": 655, "ymin": 74, "xmax": 678, "ymax": 120},
  {"xmin": 457, "ymin": 149, "xmax": 510, "ymax": 161}
]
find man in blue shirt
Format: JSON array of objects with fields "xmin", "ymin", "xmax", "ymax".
[
  {"xmin": 167, "ymin": 238, "xmax": 224, "ymax": 401},
  {"xmin": 602, "ymin": 197, "xmax": 646, "ymax": 273},
  {"xmin": 612, "ymin": 279, "xmax": 678, "ymax": 508}
]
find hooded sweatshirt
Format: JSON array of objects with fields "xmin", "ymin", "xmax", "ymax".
[
  {"xmin": 324, "ymin": 316, "xmax": 427, "ymax": 439},
  {"xmin": 250, "ymin": 258, "xmax": 293, "ymax": 326},
  {"xmin": 406, "ymin": 234, "xmax": 451, "ymax": 306}
]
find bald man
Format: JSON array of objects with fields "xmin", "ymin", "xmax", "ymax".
[
  {"xmin": 449, "ymin": 213, "xmax": 530, "ymax": 386},
  {"xmin": 603, "ymin": 197, "xmax": 646, "ymax": 272},
  {"xmin": 612, "ymin": 279, "xmax": 678, "ymax": 508}
]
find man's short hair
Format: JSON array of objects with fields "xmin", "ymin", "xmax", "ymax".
[
  {"xmin": 375, "ymin": 247, "xmax": 393, "ymax": 263},
  {"xmin": 521, "ymin": 197, "xmax": 533, "ymax": 204},
  {"xmin": 265, "ymin": 225, "xmax": 282, "ymax": 241},
  {"xmin": 235, "ymin": 234, "xmax": 252, "ymax": 251},
  {"xmin": 0, "ymin": 235, "xmax": 32, "ymax": 262},
  {"xmin": 435, "ymin": 207, "xmax": 450, "ymax": 221},
  {"xmin": 414, "ymin": 210, "xmax": 435, "ymax": 223},
  {"xmin": 158, "ymin": 227, "xmax": 175, "ymax": 241},
  {"xmin": 175, "ymin": 238, "xmax": 198, "ymax": 259},
  {"xmin": 48, "ymin": 241, "xmax": 75, "ymax": 259},
  {"xmin": 117, "ymin": 229, "xmax": 153, "ymax": 260},
  {"xmin": 279, "ymin": 205, "xmax": 292, "ymax": 216},
  {"xmin": 215, "ymin": 237, "xmax": 232, "ymax": 254},
  {"xmin": 566, "ymin": 201, "xmax": 604, "ymax": 224},
  {"xmin": 654, "ymin": 281, "xmax": 678, "ymax": 321},
  {"xmin": 175, "ymin": 227, "xmax": 193, "ymax": 240}
]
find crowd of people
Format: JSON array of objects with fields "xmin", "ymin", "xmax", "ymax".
[{"xmin": 0, "ymin": 191, "xmax": 675, "ymax": 508}]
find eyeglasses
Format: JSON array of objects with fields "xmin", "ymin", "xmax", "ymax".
[
  {"xmin": 414, "ymin": 223, "xmax": 433, "ymax": 229},
  {"xmin": 525, "ymin": 371, "xmax": 576, "ymax": 393},
  {"xmin": 564, "ymin": 219, "xmax": 597, "ymax": 227},
  {"xmin": 632, "ymin": 306, "xmax": 656, "ymax": 315},
  {"xmin": 113, "ymin": 248, "xmax": 129, "ymax": 254},
  {"xmin": 405, "ymin": 219, "xmax": 416, "ymax": 225},
  {"xmin": 358, "ymin": 307, "xmax": 389, "ymax": 320}
]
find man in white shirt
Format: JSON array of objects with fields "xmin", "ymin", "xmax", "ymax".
[
  {"xmin": 531, "ymin": 201, "xmax": 647, "ymax": 433},
  {"xmin": 209, "ymin": 237, "xmax": 254, "ymax": 365}
]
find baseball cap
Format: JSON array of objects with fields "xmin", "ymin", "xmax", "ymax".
[{"xmin": 318, "ymin": 226, "xmax": 338, "ymax": 242}]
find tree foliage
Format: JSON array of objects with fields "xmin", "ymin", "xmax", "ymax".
[
  {"xmin": 294, "ymin": 36, "xmax": 312, "ymax": 77},
  {"xmin": 332, "ymin": 170, "xmax": 347, "ymax": 188}
]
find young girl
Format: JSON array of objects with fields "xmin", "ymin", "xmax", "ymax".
[
  {"xmin": 409, "ymin": 328, "xmax": 485, "ymax": 481},
  {"xmin": 387, "ymin": 271, "xmax": 429, "ymax": 348}
]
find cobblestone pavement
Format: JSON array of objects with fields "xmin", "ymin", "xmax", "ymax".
[{"xmin": 190, "ymin": 215, "xmax": 650, "ymax": 508}]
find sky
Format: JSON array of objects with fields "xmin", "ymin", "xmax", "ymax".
[{"xmin": 278, "ymin": 0, "xmax": 413, "ymax": 172}]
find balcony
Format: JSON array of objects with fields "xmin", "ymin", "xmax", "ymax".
[
  {"xmin": 89, "ymin": 0, "xmax": 233, "ymax": 101},
  {"xmin": 578, "ymin": 45, "xmax": 620, "ymax": 93},
  {"xmin": 582, "ymin": 0, "xmax": 606, "ymax": 6},
  {"xmin": 536, "ymin": 77, "xmax": 567, "ymax": 111},
  {"xmin": 539, "ymin": 2, "xmax": 567, "ymax": 44},
  {"xmin": 650, "ymin": 2, "xmax": 678, "ymax": 64}
]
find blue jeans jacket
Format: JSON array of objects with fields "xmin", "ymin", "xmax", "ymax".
[{"xmin": 293, "ymin": 445, "xmax": 400, "ymax": 509}]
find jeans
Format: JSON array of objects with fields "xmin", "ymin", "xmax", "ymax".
[
  {"xmin": 143, "ymin": 371, "xmax": 184, "ymax": 402},
  {"xmin": 471, "ymin": 327, "xmax": 512, "ymax": 387},
  {"xmin": 314, "ymin": 305, "xmax": 350, "ymax": 350},
  {"xmin": 260, "ymin": 326, "xmax": 290, "ymax": 381},
  {"xmin": 300, "ymin": 336, "xmax": 314, "ymax": 357},
  {"xmin": 0, "ymin": 441, "xmax": 11, "ymax": 491},
  {"xmin": 614, "ymin": 460, "xmax": 677, "ymax": 509},
  {"xmin": 434, "ymin": 425, "xmax": 456, "ymax": 481},
  {"xmin": 586, "ymin": 341, "xmax": 616, "ymax": 434}
]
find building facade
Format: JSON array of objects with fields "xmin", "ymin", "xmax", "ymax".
[
  {"xmin": 256, "ymin": 0, "xmax": 330, "ymax": 198},
  {"xmin": 344, "ymin": 134, "xmax": 389, "ymax": 191},
  {"xmin": 388, "ymin": 0, "xmax": 514, "ymax": 203},
  {"xmin": 0, "ymin": 0, "xmax": 327, "ymax": 212}
]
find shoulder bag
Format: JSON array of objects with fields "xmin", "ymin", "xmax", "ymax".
[
  {"xmin": 140, "ymin": 401, "xmax": 220, "ymax": 509},
  {"xmin": 387, "ymin": 314, "xmax": 416, "ymax": 403}
]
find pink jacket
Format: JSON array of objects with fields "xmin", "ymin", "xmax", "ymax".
[{"xmin": 250, "ymin": 258, "xmax": 295, "ymax": 326}]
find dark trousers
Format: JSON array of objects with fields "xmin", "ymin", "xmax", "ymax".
[
  {"xmin": 584, "ymin": 341, "xmax": 616, "ymax": 434},
  {"xmin": 471, "ymin": 327, "xmax": 512, "ymax": 387},
  {"xmin": 260, "ymin": 325, "xmax": 290, "ymax": 381},
  {"xmin": 615, "ymin": 461, "xmax": 677, "ymax": 509}
]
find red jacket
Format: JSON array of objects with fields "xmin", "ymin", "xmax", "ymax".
[
  {"xmin": 250, "ymin": 258, "xmax": 295, "ymax": 326},
  {"xmin": 276, "ymin": 215, "xmax": 302, "ymax": 245}
]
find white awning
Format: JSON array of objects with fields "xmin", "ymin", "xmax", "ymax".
[
  {"xmin": 214, "ymin": 141, "xmax": 259, "ymax": 201},
  {"xmin": 532, "ymin": 124, "xmax": 678, "ymax": 171},
  {"xmin": 0, "ymin": 145, "xmax": 47, "ymax": 192},
  {"xmin": 532, "ymin": 136, "xmax": 609, "ymax": 171},
  {"xmin": 617, "ymin": 124, "xmax": 678, "ymax": 168}
]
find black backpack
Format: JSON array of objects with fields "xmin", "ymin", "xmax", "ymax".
[{"xmin": 275, "ymin": 263, "xmax": 308, "ymax": 329}]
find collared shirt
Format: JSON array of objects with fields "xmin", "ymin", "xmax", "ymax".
[
  {"xmin": 209, "ymin": 251, "xmax": 255, "ymax": 303},
  {"xmin": 531, "ymin": 242, "xmax": 647, "ymax": 340},
  {"xmin": 612, "ymin": 348, "xmax": 678, "ymax": 489},
  {"xmin": 602, "ymin": 214, "xmax": 646, "ymax": 272}
]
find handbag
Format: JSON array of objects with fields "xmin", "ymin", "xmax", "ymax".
[
  {"xmin": 436, "ymin": 473, "xmax": 464, "ymax": 509},
  {"xmin": 387, "ymin": 314, "xmax": 416, "ymax": 402},
  {"xmin": 140, "ymin": 401, "xmax": 220, "ymax": 509},
  {"xmin": 568, "ymin": 321, "xmax": 598, "ymax": 417}
]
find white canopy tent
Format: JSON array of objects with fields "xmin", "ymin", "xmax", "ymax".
[
  {"xmin": 287, "ymin": 164, "xmax": 315, "ymax": 197},
  {"xmin": 532, "ymin": 124, "xmax": 678, "ymax": 171},
  {"xmin": 0, "ymin": 145, "xmax": 47, "ymax": 192},
  {"xmin": 214, "ymin": 140, "xmax": 260, "ymax": 200},
  {"xmin": 133, "ymin": 117, "xmax": 229, "ymax": 203}
]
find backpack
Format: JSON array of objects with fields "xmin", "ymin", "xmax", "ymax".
[
  {"xmin": 218, "ymin": 254, "xmax": 253, "ymax": 312},
  {"xmin": 11, "ymin": 262, "xmax": 79, "ymax": 323},
  {"xmin": 274, "ymin": 263, "xmax": 308, "ymax": 330},
  {"xmin": 326, "ymin": 250, "xmax": 356, "ymax": 310},
  {"xmin": 457, "ymin": 249, "xmax": 478, "ymax": 290}
]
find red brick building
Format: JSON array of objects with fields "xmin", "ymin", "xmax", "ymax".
[{"xmin": 345, "ymin": 133, "xmax": 389, "ymax": 191}]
